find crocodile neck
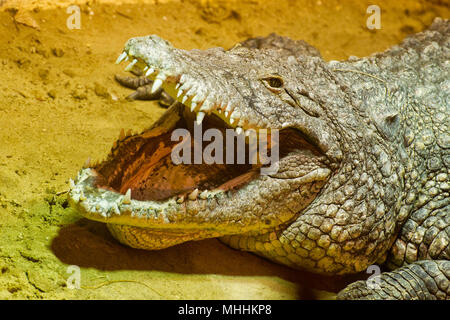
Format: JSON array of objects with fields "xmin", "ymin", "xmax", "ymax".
[{"xmin": 330, "ymin": 21, "xmax": 449, "ymax": 223}]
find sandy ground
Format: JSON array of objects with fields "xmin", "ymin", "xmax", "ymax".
[{"xmin": 0, "ymin": 0, "xmax": 448, "ymax": 299}]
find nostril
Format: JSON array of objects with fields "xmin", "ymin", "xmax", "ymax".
[
  {"xmin": 261, "ymin": 76, "xmax": 284, "ymax": 94},
  {"xmin": 267, "ymin": 77, "xmax": 283, "ymax": 88},
  {"xmin": 262, "ymin": 76, "xmax": 284, "ymax": 89}
]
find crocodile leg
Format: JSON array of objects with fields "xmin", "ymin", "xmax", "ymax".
[
  {"xmin": 114, "ymin": 74, "xmax": 174, "ymax": 106},
  {"xmin": 114, "ymin": 74, "xmax": 152, "ymax": 89},
  {"xmin": 337, "ymin": 260, "xmax": 450, "ymax": 300}
]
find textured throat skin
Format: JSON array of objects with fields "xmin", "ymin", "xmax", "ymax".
[{"xmin": 69, "ymin": 19, "xmax": 450, "ymax": 299}]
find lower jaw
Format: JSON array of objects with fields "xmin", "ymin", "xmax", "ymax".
[
  {"xmin": 69, "ymin": 164, "xmax": 329, "ymax": 251},
  {"xmin": 107, "ymin": 223, "xmax": 222, "ymax": 250}
]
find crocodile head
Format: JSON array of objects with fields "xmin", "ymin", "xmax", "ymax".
[{"xmin": 69, "ymin": 35, "xmax": 353, "ymax": 252}]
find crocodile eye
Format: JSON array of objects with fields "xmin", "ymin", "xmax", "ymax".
[{"xmin": 261, "ymin": 76, "xmax": 284, "ymax": 93}]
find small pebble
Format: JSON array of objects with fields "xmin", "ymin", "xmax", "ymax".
[
  {"xmin": 63, "ymin": 69, "xmax": 75, "ymax": 78},
  {"xmin": 47, "ymin": 89, "xmax": 56, "ymax": 99},
  {"xmin": 94, "ymin": 82, "xmax": 109, "ymax": 98},
  {"xmin": 72, "ymin": 86, "xmax": 87, "ymax": 100},
  {"xmin": 51, "ymin": 47, "xmax": 64, "ymax": 57},
  {"xmin": 38, "ymin": 68, "xmax": 49, "ymax": 81}
]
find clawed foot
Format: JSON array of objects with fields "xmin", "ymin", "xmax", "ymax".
[
  {"xmin": 114, "ymin": 69, "xmax": 174, "ymax": 107},
  {"xmin": 337, "ymin": 260, "xmax": 449, "ymax": 300}
]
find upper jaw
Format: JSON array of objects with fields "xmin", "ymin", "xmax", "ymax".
[
  {"xmin": 119, "ymin": 35, "xmax": 344, "ymax": 165},
  {"xmin": 118, "ymin": 35, "xmax": 282, "ymax": 134}
]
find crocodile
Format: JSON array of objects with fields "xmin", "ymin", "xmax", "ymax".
[{"xmin": 68, "ymin": 18, "xmax": 450, "ymax": 300}]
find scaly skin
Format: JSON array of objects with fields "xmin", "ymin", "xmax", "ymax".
[{"xmin": 69, "ymin": 19, "xmax": 449, "ymax": 299}]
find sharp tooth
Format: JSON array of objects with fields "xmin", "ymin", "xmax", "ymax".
[
  {"xmin": 143, "ymin": 66, "xmax": 148, "ymax": 71},
  {"xmin": 182, "ymin": 95, "xmax": 188, "ymax": 104},
  {"xmin": 151, "ymin": 78, "xmax": 163, "ymax": 93},
  {"xmin": 236, "ymin": 127, "xmax": 243, "ymax": 135},
  {"xmin": 179, "ymin": 83, "xmax": 190, "ymax": 93},
  {"xmin": 196, "ymin": 112, "xmax": 205, "ymax": 125},
  {"xmin": 225, "ymin": 104, "xmax": 232, "ymax": 113},
  {"xmin": 188, "ymin": 188, "xmax": 199, "ymax": 200},
  {"xmin": 184, "ymin": 87, "xmax": 197, "ymax": 100},
  {"xmin": 230, "ymin": 112, "xmax": 240, "ymax": 125},
  {"xmin": 193, "ymin": 93, "xmax": 206, "ymax": 103},
  {"xmin": 177, "ymin": 89, "xmax": 183, "ymax": 98},
  {"xmin": 112, "ymin": 203, "xmax": 120, "ymax": 214},
  {"xmin": 199, "ymin": 101, "xmax": 212, "ymax": 112},
  {"xmin": 83, "ymin": 157, "xmax": 91, "ymax": 168},
  {"xmin": 190, "ymin": 102, "xmax": 197, "ymax": 112},
  {"xmin": 145, "ymin": 67, "xmax": 155, "ymax": 77},
  {"xmin": 125, "ymin": 58, "xmax": 138, "ymax": 71},
  {"xmin": 115, "ymin": 52, "xmax": 128, "ymax": 64},
  {"xmin": 119, "ymin": 128, "xmax": 125, "ymax": 140},
  {"xmin": 123, "ymin": 189, "xmax": 132, "ymax": 204},
  {"xmin": 176, "ymin": 195, "xmax": 185, "ymax": 203},
  {"xmin": 69, "ymin": 178, "xmax": 75, "ymax": 189},
  {"xmin": 199, "ymin": 190, "xmax": 208, "ymax": 200},
  {"xmin": 175, "ymin": 83, "xmax": 181, "ymax": 90},
  {"xmin": 72, "ymin": 193, "xmax": 80, "ymax": 203},
  {"xmin": 224, "ymin": 111, "xmax": 229, "ymax": 118}
]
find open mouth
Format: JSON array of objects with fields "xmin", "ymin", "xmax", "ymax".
[
  {"xmin": 68, "ymin": 39, "xmax": 332, "ymax": 249},
  {"xmin": 78, "ymin": 49, "xmax": 327, "ymax": 204},
  {"xmin": 95, "ymin": 106, "xmax": 259, "ymax": 203},
  {"xmin": 93, "ymin": 106, "xmax": 321, "ymax": 201}
]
